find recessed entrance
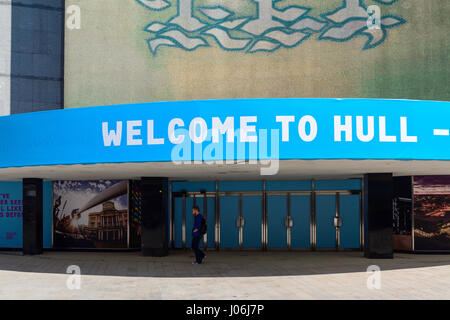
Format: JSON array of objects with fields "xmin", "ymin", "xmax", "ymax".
[{"xmin": 171, "ymin": 179, "xmax": 362, "ymax": 251}]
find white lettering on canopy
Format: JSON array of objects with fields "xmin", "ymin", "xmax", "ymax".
[
  {"xmin": 102, "ymin": 121, "xmax": 122, "ymax": 146},
  {"xmin": 332, "ymin": 116, "xmax": 417, "ymax": 143},
  {"xmin": 102, "ymin": 115, "xmax": 418, "ymax": 147}
]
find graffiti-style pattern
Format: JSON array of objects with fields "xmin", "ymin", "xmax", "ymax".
[{"xmin": 137, "ymin": 0, "xmax": 405, "ymax": 55}]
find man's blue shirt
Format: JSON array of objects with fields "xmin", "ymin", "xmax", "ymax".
[{"xmin": 192, "ymin": 214, "xmax": 203, "ymax": 237}]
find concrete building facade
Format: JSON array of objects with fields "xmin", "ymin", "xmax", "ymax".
[{"xmin": 0, "ymin": 0, "xmax": 449, "ymax": 257}]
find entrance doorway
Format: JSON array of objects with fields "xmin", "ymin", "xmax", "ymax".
[{"xmin": 171, "ymin": 180, "xmax": 362, "ymax": 251}]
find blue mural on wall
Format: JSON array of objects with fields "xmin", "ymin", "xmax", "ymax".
[{"xmin": 137, "ymin": 0, "xmax": 405, "ymax": 54}]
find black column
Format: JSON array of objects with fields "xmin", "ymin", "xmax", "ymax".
[
  {"xmin": 22, "ymin": 178, "xmax": 43, "ymax": 255},
  {"xmin": 364, "ymin": 173, "xmax": 394, "ymax": 259},
  {"xmin": 140, "ymin": 178, "xmax": 169, "ymax": 257}
]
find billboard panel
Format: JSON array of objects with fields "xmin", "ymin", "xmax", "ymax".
[
  {"xmin": 413, "ymin": 176, "xmax": 450, "ymax": 251},
  {"xmin": 0, "ymin": 182, "xmax": 22, "ymax": 247},
  {"xmin": 53, "ymin": 180, "xmax": 129, "ymax": 249},
  {"xmin": 0, "ymin": 181, "xmax": 53, "ymax": 248}
]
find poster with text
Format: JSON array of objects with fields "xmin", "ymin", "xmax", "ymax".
[
  {"xmin": 53, "ymin": 180, "xmax": 128, "ymax": 248},
  {"xmin": 414, "ymin": 176, "xmax": 450, "ymax": 251},
  {"xmin": 0, "ymin": 182, "xmax": 22, "ymax": 248}
]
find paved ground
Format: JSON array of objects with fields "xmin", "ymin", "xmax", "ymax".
[{"xmin": 0, "ymin": 250, "xmax": 449, "ymax": 299}]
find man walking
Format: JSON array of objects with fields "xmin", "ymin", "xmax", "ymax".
[{"xmin": 191, "ymin": 205, "xmax": 205, "ymax": 264}]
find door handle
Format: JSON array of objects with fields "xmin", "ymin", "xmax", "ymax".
[
  {"xmin": 285, "ymin": 216, "xmax": 293, "ymax": 228},
  {"xmin": 236, "ymin": 217, "xmax": 245, "ymax": 227},
  {"xmin": 334, "ymin": 216, "xmax": 343, "ymax": 228}
]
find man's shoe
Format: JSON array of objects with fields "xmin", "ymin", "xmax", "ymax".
[{"xmin": 192, "ymin": 261, "xmax": 198, "ymax": 264}]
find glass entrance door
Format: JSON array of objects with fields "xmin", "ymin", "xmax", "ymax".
[
  {"xmin": 267, "ymin": 194, "xmax": 311, "ymax": 249},
  {"xmin": 315, "ymin": 193, "xmax": 361, "ymax": 250},
  {"xmin": 219, "ymin": 194, "xmax": 263, "ymax": 249},
  {"xmin": 242, "ymin": 195, "xmax": 262, "ymax": 249},
  {"xmin": 316, "ymin": 194, "xmax": 337, "ymax": 249},
  {"xmin": 172, "ymin": 193, "xmax": 215, "ymax": 249},
  {"xmin": 171, "ymin": 180, "xmax": 362, "ymax": 251},
  {"xmin": 339, "ymin": 194, "xmax": 360, "ymax": 249},
  {"xmin": 290, "ymin": 195, "xmax": 311, "ymax": 249},
  {"xmin": 219, "ymin": 195, "xmax": 239, "ymax": 249},
  {"xmin": 267, "ymin": 195, "xmax": 287, "ymax": 248}
]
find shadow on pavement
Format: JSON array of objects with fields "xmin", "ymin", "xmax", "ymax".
[{"xmin": 0, "ymin": 250, "xmax": 449, "ymax": 278}]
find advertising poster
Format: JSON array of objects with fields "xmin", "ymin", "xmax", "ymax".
[
  {"xmin": 0, "ymin": 182, "xmax": 22, "ymax": 248},
  {"xmin": 393, "ymin": 177, "xmax": 413, "ymax": 251},
  {"xmin": 414, "ymin": 176, "xmax": 450, "ymax": 251},
  {"xmin": 53, "ymin": 180, "xmax": 129, "ymax": 249}
]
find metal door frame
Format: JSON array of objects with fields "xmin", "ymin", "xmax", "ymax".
[
  {"xmin": 215, "ymin": 181, "xmax": 220, "ymax": 250},
  {"xmin": 262, "ymin": 181, "xmax": 267, "ymax": 251},
  {"xmin": 287, "ymin": 193, "xmax": 291, "ymax": 250},
  {"xmin": 218, "ymin": 191, "xmax": 263, "ymax": 250},
  {"xmin": 170, "ymin": 180, "xmax": 363, "ymax": 251},
  {"xmin": 265, "ymin": 190, "xmax": 311, "ymax": 250},
  {"xmin": 171, "ymin": 190, "xmax": 216, "ymax": 250},
  {"xmin": 314, "ymin": 190, "xmax": 359, "ymax": 251}
]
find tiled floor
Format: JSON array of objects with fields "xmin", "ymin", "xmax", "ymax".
[{"xmin": 0, "ymin": 250, "xmax": 449, "ymax": 299}]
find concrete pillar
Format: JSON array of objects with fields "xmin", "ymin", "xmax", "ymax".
[
  {"xmin": 363, "ymin": 173, "xmax": 394, "ymax": 258},
  {"xmin": 140, "ymin": 178, "xmax": 169, "ymax": 257},
  {"xmin": 22, "ymin": 178, "xmax": 43, "ymax": 255}
]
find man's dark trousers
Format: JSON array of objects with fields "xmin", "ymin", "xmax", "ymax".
[{"xmin": 192, "ymin": 236, "xmax": 205, "ymax": 264}]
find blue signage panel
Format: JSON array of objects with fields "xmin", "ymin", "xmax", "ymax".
[
  {"xmin": 0, "ymin": 182, "xmax": 53, "ymax": 248},
  {"xmin": 0, "ymin": 98, "xmax": 450, "ymax": 168},
  {"xmin": 0, "ymin": 182, "xmax": 22, "ymax": 247}
]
